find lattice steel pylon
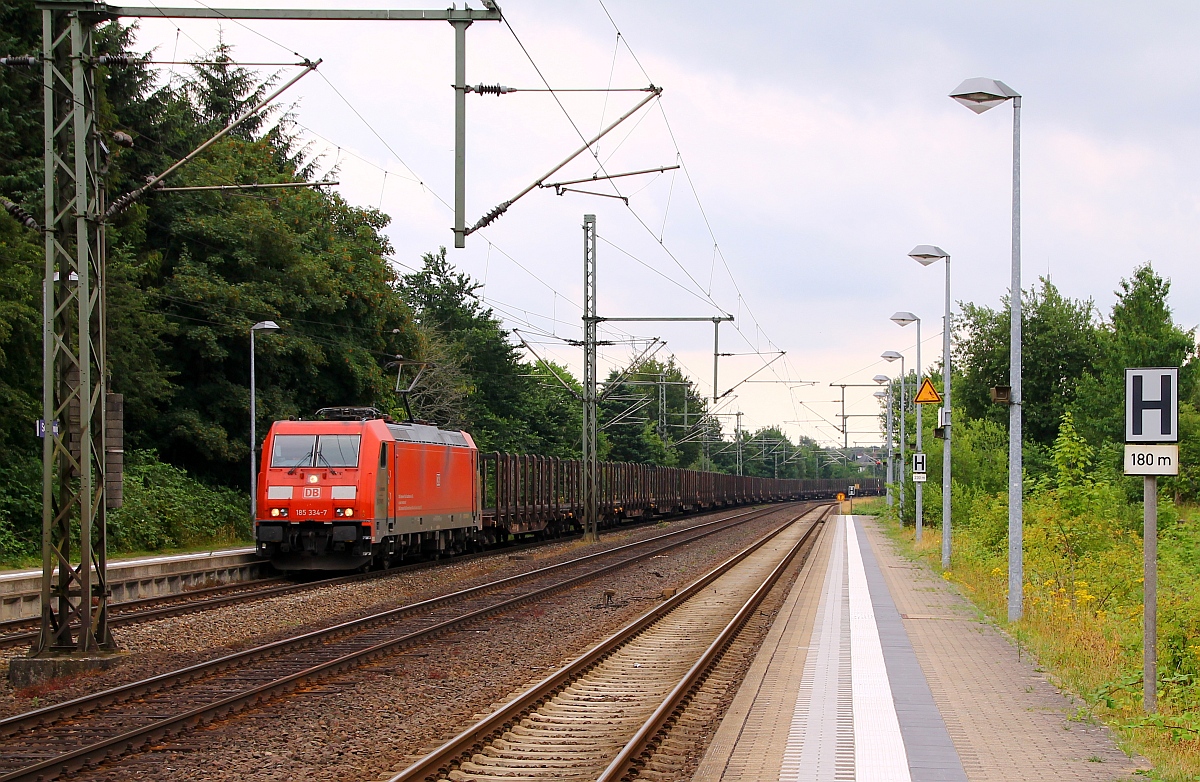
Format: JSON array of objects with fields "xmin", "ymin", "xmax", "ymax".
[
  {"xmin": 581, "ymin": 214, "xmax": 599, "ymax": 542},
  {"xmin": 36, "ymin": 1, "xmax": 116, "ymax": 655}
]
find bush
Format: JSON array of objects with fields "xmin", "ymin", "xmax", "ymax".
[
  {"xmin": 107, "ymin": 449, "xmax": 250, "ymax": 552},
  {"xmin": 0, "ymin": 458, "xmax": 42, "ymax": 562}
]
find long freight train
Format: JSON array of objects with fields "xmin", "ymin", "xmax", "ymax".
[{"xmin": 254, "ymin": 408, "xmax": 880, "ymax": 571}]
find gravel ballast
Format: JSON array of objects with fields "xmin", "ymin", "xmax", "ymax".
[{"xmin": 65, "ymin": 505, "xmax": 814, "ymax": 782}]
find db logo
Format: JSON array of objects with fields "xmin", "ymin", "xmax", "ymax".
[{"xmin": 303, "ymin": 487, "xmax": 322, "ymax": 499}]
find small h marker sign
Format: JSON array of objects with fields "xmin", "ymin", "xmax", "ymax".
[{"xmin": 1125, "ymin": 367, "xmax": 1178, "ymax": 443}]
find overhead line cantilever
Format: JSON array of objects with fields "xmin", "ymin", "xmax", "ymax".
[
  {"xmin": 106, "ymin": 58, "xmax": 322, "ymax": 219},
  {"xmin": 466, "ymin": 87, "xmax": 663, "ymax": 236}
]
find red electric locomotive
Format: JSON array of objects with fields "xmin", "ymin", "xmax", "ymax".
[{"xmin": 254, "ymin": 408, "xmax": 479, "ymax": 570}]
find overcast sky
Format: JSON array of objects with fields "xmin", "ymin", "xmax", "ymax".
[{"xmin": 123, "ymin": 1, "xmax": 1200, "ymax": 447}]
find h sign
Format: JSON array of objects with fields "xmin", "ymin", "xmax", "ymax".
[
  {"xmin": 912, "ymin": 452, "xmax": 926, "ymax": 474},
  {"xmin": 1125, "ymin": 368, "xmax": 1178, "ymax": 443}
]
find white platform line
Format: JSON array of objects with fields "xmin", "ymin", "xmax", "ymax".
[
  {"xmin": 779, "ymin": 516, "xmax": 851, "ymax": 782},
  {"xmin": 847, "ymin": 517, "xmax": 911, "ymax": 781}
]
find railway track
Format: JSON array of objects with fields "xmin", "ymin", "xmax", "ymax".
[
  {"xmin": 0, "ymin": 536, "xmax": 555, "ymax": 650},
  {"xmin": 0, "ymin": 506, "xmax": 734, "ymax": 650},
  {"xmin": 388, "ymin": 504, "xmax": 831, "ymax": 782},
  {"xmin": 0, "ymin": 502, "xmax": 813, "ymax": 782}
]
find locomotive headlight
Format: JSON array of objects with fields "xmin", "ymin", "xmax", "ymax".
[
  {"xmin": 270, "ymin": 508, "xmax": 280, "ymax": 517},
  {"xmin": 307, "ymin": 474, "xmax": 319, "ymax": 484},
  {"xmin": 342, "ymin": 507, "xmax": 353, "ymax": 516}
]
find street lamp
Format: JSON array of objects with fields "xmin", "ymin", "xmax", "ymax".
[
  {"xmin": 873, "ymin": 380, "xmax": 893, "ymax": 507},
  {"xmin": 250, "ymin": 320, "xmax": 280, "ymax": 521},
  {"xmin": 908, "ymin": 246, "xmax": 951, "ymax": 568},
  {"xmin": 950, "ymin": 76, "xmax": 1023, "ymax": 621},
  {"xmin": 892, "ymin": 311, "xmax": 923, "ymax": 543},
  {"xmin": 881, "ymin": 350, "xmax": 905, "ymax": 515}
]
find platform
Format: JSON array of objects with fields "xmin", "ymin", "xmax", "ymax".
[
  {"xmin": 697, "ymin": 515, "xmax": 1146, "ymax": 781},
  {"xmin": 0, "ymin": 547, "xmax": 265, "ymax": 622}
]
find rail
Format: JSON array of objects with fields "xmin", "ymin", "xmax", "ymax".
[
  {"xmin": 387, "ymin": 503, "xmax": 831, "ymax": 782},
  {"xmin": 0, "ymin": 503, "xmax": 811, "ymax": 782}
]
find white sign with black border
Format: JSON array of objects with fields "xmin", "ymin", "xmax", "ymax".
[
  {"xmin": 912, "ymin": 452, "xmax": 926, "ymax": 474},
  {"xmin": 912, "ymin": 472, "xmax": 927, "ymax": 483},
  {"xmin": 1124, "ymin": 444, "xmax": 1179, "ymax": 476},
  {"xmin": 1125, "ymin": 367, "xmax": 1178, "ymax": 443}
]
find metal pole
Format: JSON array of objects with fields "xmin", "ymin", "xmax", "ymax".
[
  {"xmin": 37, "ymin": 5, "xmax": 113, "ymax": 655},
  {"xmin": 736, "ymin": 412, "xmax": 743, "ymax": 476},
  {"xmin": 712, "ymin": 319, "xmax": 719, "ymax": 402},
  {"xmin": 582, "ymin": 215, "xmax": 598, "ymax": 542},
  {"xmin": 250, "ymin": 328, "xmax": 257, "ymax": 521},
  {"xmin": 1144, "ymin": 474, "xmax": 1157, "ymax": 713},
  {"xmin": 942, "ymin": 255, "xmax": 952, "ymax": 571},
  {"xmin": 841, "ymin": 386, "xmax": 848, "ymax": 449},
  {"xmin": 38, "ymin": 5, "xmax": 58, "ymax": 655},
  {"xmin": 658, "ymin": 374, "xmax": 667, "ymax": 442},
  {"xmin": 452, "ymin": 18, "xmax": 470, "ymax": 248},
  {"xmin": 898, "ymin": 355, "xmax": 906, "ymax": 517},
  {"xmin": 915, "ymin": 318, "xmax": 923, "ymax": 544},
  {"xmin": 886, "ymin": 388, "xmax": 894, "ymax": 506},
  {"xmin": 1007, "ymin": 96, "xmax": 1023, "ymax": 616},
  {"xmin": 73, "ymin": 12, "xmax": 95, "ymax": 653}
]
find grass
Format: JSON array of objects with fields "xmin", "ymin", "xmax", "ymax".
[
  {"xmin": 847, "ymin": 496, "xmax": 887, "ymax": 516},
  {"xmin": 860, "ymin": 501, "xmax": 1200, "ymax": 782}
]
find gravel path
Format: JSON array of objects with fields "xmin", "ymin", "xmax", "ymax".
[
  {"xmin": 70, "ymin": 506, "xmax": 808, "ymax": 782},
  {"xmin": 0, "ymin": 506, "xmax": 792, "ymax": 719}
]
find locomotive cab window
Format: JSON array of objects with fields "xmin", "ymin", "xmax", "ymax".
[
  {"xmin": 270, "ymin": 434, "xmax": 361, "ymax": 469},
  {"xmin": 379, "ymin": 443, "xmax": 388, "ymax": 467},
  {"xmin": 271, "ymin": 435, "xmax": 316, "ymax": 468},
  {"xmin": 316, "ymin": 435, "xmax": 361, "ymax": 468}
]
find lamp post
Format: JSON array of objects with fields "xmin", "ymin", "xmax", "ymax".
[
  {"xmin": 908, "ymin": 246, "xmax": 951, "ymax": 568},
  {"xmin": 873, "ymin": 380, "xmax": 893, "ymax": 507},
  {"xmin": 950, "ymin": 76, "xmax": 1022, "ymax": 619},
  {"xmin": 881, "ymin": 350, "xmax": 905, "ymax": 515},
  {"xmin": 892, "ymin": 312, "xmax": 922, "ymax": 542},
  {"xmin": 250, "ymin": 320, "xmax": 280, "ymax": 521}
]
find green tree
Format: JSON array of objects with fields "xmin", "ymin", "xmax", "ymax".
[
  {"xmin": 598, "ymin": 357, "xmax": 710, "ymax": 467},
  {"xmin": 956, "ymin": 277, "xmax": 1099, "ymax": 449},
  {"xmin": 0, "ymin": 0, "xmax": 46, "ymax": 555},
  {"xmin": 398, "ymin": 249, "xmax": 580, "ymax": 457},
  {"xmin": 3, "ymin": 27, "xmax": 425, "ymax": 497},
  {"xmin": 1071, "ymin": 264, "xmax": 1197, "ymax": 449}
]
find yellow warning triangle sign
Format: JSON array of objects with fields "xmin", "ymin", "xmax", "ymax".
[{"xmin": 914, "ymin": 378, "xmax": 943, "ymax": 405}]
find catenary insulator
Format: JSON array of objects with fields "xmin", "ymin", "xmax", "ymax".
[
  {"xmin": 0, "ymin": 56, "xmax": 38, "ymax": 68},
  {"xmin": 468, "ymin": 83, "xmax": 515, "ymax": 96},
  {"xmin": 469, "ymin": 200, "xmax": 512, "ymax": 233},
  {"xmin": 1, "ymin": 196, "xmax": 40, "ymax": 232}
]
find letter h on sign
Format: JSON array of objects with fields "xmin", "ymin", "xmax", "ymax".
[{"xmin": 1126, "ymin": 368, "xmax": 1179, "ymax": 443}]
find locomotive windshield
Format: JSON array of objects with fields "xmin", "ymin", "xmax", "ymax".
[
  {"xmin": 269, "ymin": 434, "xmax": 361, "ymax": 468},
  {"xmin": 271, "ymin": 435, "xmax": 316, "ymax": 468},
  {"xmin": 316, "ymin": 435, "xmax": 361, "ymax": 467}
]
